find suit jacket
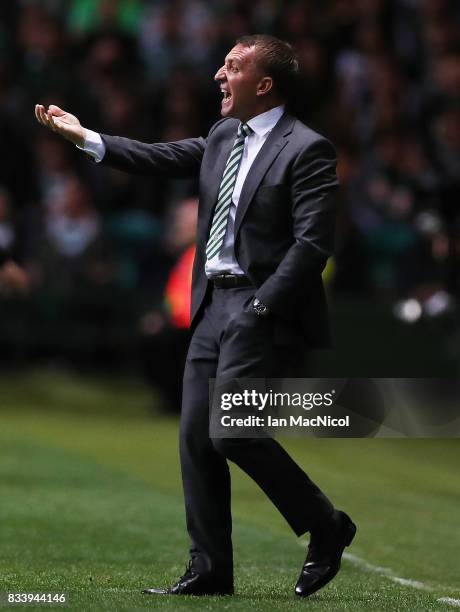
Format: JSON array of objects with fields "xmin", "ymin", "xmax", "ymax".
[{"xmin": 101, "ymin": 112, "xmax": 339, "ymax": 347}]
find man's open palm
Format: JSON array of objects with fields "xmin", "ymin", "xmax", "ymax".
[{"xmin": 35, "ymin": 104, "xmax": 85, "ymax": 147}]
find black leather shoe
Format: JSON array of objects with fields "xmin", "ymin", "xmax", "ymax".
[
  {"xmin": 142, "ymin": 561, "xmax": 234, "ymax": 596},
  {"xmin": 295, "ymin": 510, "xmax": 356, "ymax": 598}
]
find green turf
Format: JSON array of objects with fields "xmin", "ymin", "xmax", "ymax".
[{"xmin": 0, "ymin": 370, "xmax": 459, "ymax": 610}]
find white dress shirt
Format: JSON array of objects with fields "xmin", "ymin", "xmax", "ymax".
[{"xmin": 79, "ymin": 104, "xmax": 285, "ymax": 277}]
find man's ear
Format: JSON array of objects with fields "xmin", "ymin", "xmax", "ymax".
[{"xmin": 257, "ymin": 76, "xmax": 273, "ymax": 96}]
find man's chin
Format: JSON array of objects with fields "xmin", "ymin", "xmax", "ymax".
[{"xmin": 220, "ymin": 101, "xmax": 235, "ymax": 118}]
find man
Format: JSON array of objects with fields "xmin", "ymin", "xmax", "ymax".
[{"xmin": 35, "ymin": 34, "xmax": 356, "ymax": 599}]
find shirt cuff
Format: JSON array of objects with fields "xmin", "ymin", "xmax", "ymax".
[{"xmin": 76, "ymin": 128, "xmax": 106, "ymax": 162}]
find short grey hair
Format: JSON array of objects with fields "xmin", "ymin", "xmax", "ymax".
[{"xmin": 236, "ymin": 34, "xmax": 300, "ymax": 100}]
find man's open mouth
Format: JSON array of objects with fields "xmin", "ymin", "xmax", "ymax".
[{"xmin": 221, "ymin": 89, "xmax": 232, "ymax": 103}]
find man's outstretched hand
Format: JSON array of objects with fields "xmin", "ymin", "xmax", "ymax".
[{"xmin": 35, "ymin": 104, "xmax": 86, "ymax": 147}]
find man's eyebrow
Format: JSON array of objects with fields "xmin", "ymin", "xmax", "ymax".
[{"xmin": 225, "ymin": 57, "xmax": 240, "ymax": 66}]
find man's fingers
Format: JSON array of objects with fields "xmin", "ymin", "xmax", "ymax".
[
  {"xmin": 48, "ymin": 104, "xmax": 64, "ymax": 117},
  {"xmin": 35, "ymin": 104, "xmax": 45, "ymax": 125},
  {"xmin": 42, "ymin": 109, "xmax": 56, "ymax": 131},
  {"xmin": 39, "ymin": 107, "xmax": 49, "ymax": 127},
  {"xmin": 44, "ymin": 109, "xmax": 55, "ymax": 128},
  {"xmin": 42, "ymin": 111, "xmax": 53, "ymax": 130},
  {"xmin": 37, "ymin": 105, "xmax": 49, "ymax": 126},
  {"xmin": 35, "ymin": 104, "xmax": 58, "ymax": 131},
  {"xmin": 35, "ymin": 104, "xmax": 46, "ymax": 125}
]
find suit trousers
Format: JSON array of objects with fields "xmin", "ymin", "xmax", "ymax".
[{"xmin": 180, "ymin": 284, "xmax": 334, "ymax": 581}]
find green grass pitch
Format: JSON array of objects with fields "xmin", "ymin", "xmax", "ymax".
[{"xmin": 0, "ymin": 371, "xmax": 459, "ymax": 610}]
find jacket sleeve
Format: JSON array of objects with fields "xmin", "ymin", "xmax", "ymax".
[
  {"xmin": 99, "ymin": 133, "xmax": 206, "ymax": 178},
  {"xmin": 254, "ymin": 138, "xmax": 339, "ymax": 319}
]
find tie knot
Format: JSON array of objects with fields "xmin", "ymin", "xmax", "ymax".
[{"xmin": 238, "ymin": 123, "xmax": 252, "ymax": 139}]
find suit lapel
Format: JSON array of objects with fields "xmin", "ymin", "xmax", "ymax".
[
  {"xmin": 234, "ymin": 112, "xmax": 295, "ymax": 237},
  {"xmin": 200, "ymin": 123, "xmax": 238, "ymax": 239},
  {"xmin": 206, "ymin": 133, "xmax": 236, "ymax": 210}
]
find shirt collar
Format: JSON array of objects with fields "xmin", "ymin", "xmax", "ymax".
[{"xmin": 246, "ymin": 105, "xmax": 285, "ymax": 137}]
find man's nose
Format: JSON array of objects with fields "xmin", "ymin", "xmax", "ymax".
[{"xmin": 214, "ymin": 65, "xmax": 226, "ymax": 82}]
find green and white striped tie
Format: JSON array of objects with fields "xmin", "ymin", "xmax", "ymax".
[{"xmin": 206, "ymin": 122, "xmax": 252, "ymax": 260}]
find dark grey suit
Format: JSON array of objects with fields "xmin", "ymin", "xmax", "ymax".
[{"xmin": 101, "ymin": 112, "xmax": 338, "ymax": 583}]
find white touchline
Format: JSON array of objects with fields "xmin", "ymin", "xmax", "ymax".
[
  {"xmin": 343, "ymin": 552, "xmax": 393, "ymax": 576},
  {"xmin": 343, "ymin": 551, "xmax": 430, "ymax": 591},
  {"xmin": 438, "ymin": 599, "xmax": 460, "ymax": 608},
  {"xmin": 299, "ymin": 541, "xmax": 460, "ymax": 607},
  {"xmin": 388, "ymin": 576, "xmax": 431, "ymax": 590}
]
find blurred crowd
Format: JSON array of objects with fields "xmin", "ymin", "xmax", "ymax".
[{"xmin": 0, "ymin": 0, "xmax": 459, "ymax": 331}]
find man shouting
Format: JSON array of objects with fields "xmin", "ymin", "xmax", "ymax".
[{"xmin": 35, "ymin": 34, "xmax": 356, "ymax": 599}]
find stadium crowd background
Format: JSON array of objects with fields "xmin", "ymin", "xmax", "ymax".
[{"xmin": 0, "ymin": 0, "xmax": 459, "ymax": 391}]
